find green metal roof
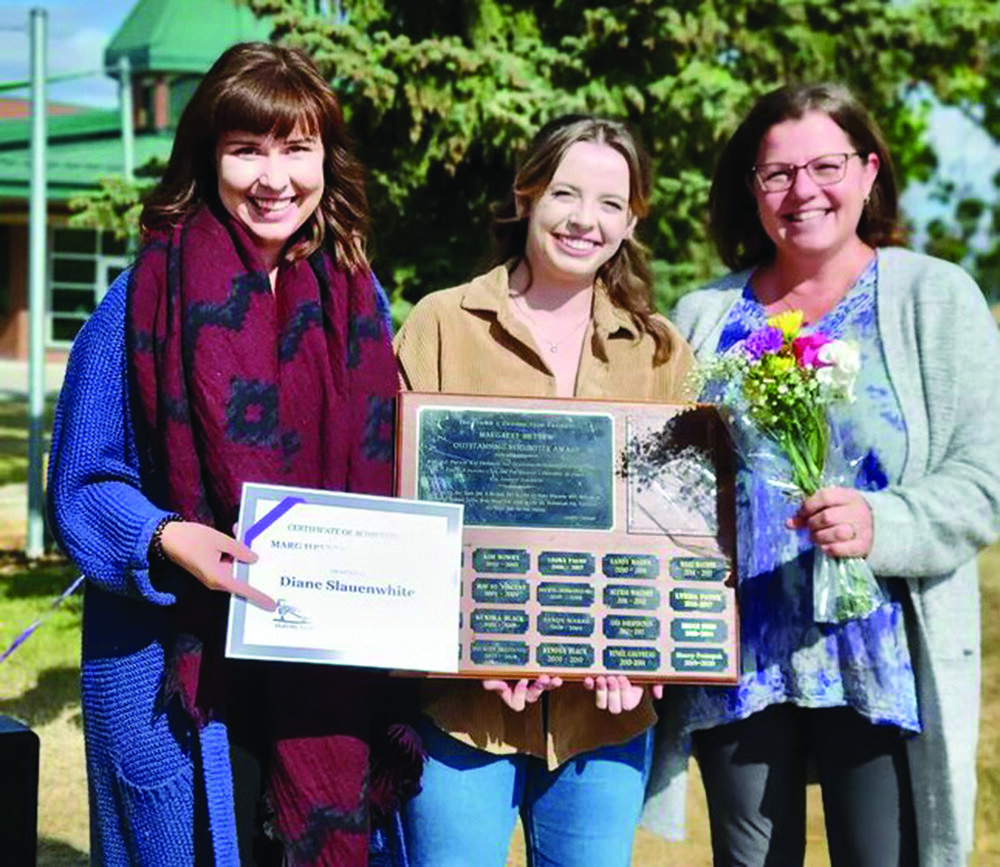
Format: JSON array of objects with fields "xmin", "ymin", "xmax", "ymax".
[
  {"xmin": 0, "ymin": 110, "xmax": 120, "ymax": 147},
  {"xmin": 105, "ymin": 0, "xmax": 272, "ymax": 76},
  {"xmin": 0, "ymin": 109, "xmax": 173, "ymax": 202},
  {"xmin": 0, "ymin": 0, "xmax": 276, "ymax": 204}
]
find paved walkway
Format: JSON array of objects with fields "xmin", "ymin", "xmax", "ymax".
[
  {"xmin": 0, "ymin": 359, "xmax": 67, "ymax": 400},
  {"xmin": 0, "ymin": 483, "xmax": 27, "ymax": 549},
  {"xmin": 0, "ymin": 360, "xmax": 64, "ymax": 549}
]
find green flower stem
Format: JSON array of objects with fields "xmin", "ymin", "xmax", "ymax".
[
  {"xmin": 820, "ymin": 554, "xmax": 884, "ymax": 622},
  {"xmin": 771, "ymin": 425, "xmax": 825, "ymax": 496}
]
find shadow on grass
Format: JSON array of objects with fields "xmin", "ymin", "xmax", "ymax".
[
  {"xmin": 0, "ymin": 553, "xmax": 81, "ymax": 600},
  {"xmin": 37, "ymin": 836, "xmax": 88, "ymax": 866},
  {"xmin": 0, "ymin": 665, "xmax": 80, "ymax": 728},
  {"xmin": 0, "ymin": 396, "xmax": 57, "ymax": 486}
]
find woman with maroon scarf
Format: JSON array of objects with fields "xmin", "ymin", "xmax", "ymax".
[{"xmin": 47, "ymin": 43, "xmax": 415, "ymax": 866}]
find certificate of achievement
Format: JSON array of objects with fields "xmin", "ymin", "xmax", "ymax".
[{"xmin": 225, "ymin": 482, "xmax": 464, "ymax": 673}]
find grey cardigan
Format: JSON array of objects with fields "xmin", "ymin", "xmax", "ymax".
[{"xmin": 643, "ymin": 247, "xmax": 1000, "ymax": 866}]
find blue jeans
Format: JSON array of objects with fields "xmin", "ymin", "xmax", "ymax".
[{"xmin": 401, "ymin": 715, "xmax": 653, "ymax": 867}]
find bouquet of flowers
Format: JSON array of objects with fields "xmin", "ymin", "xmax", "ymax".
[{"xmin": 696, "ymin": 309, "xmax": 885, "ymax": 623}]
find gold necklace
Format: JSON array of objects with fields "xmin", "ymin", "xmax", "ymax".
[
  {"xmin": 511, "ymin": 293, "xmax": 592, "ymax": 354},
  {"xmin": 771, "ymin": 293, "xmax": 800, "ymax": 314}
]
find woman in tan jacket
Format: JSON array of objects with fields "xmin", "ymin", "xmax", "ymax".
[{"xmin": 394, "ymin": 114, "xmax": 693, "ymax": 867}]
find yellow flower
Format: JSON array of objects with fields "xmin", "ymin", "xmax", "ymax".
[
  {"xmin": 761, "ymin": 353, "xmax": 796, "ymax": 376},
  {"xmin": 767, "ymin": 309, "xmax": 805, "ymax": 340}
]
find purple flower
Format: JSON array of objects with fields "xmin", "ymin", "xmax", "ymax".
[{"xmin": 742, "ymin": 326, "xmax": 784, "ymax": 360}]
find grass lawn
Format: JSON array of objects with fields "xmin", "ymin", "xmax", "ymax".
[
  {"xmin": 0, "ymin": 553, "xmax": 88, "ymax": 865},
  {"xmin": 0, "ymin": 396, "xmax": 57, "ymax": 487},
  {"xmin": 1, "ymin": 546, "xmax": 999, "ymax": 865}
]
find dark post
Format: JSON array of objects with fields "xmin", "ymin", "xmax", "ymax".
[{"xmin": 0, "ymin": 715, "xmax": 40, "ymax": 866}]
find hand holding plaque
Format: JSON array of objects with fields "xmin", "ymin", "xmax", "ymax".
[
  {"xmin": 482, "ymin": 675, "xmax": 565, "ymax": 711},
  {"xmin": 584, "ymin": 675, "xmax": 664, "ymax": 712}
]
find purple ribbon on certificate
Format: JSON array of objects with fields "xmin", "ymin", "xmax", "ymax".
[{"xmin": 242, "ymin": 495, "xmax": 306, "ymax": 548}]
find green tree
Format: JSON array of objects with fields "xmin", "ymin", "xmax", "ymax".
[
  {"xmin": 73, "ymin": 1, "xmax": 1000, "ymax": 315},
  {"xmin": 68, "ymin": 158, "xmax": 166, "ymax": 245},
  {"xmin": 248, "ymin": 0, "xmax": 998, "ymax": 313},
  {"xmin": 69, "ymin": 177, "xmax": 146, "ymax": 241},
  {"xmin": 919, "ymin": 35, "xmax": 1000, "ymax": 303},
  {"xmin": 924, "ymin": 172, "xmax": 1000, "ymax": 302}
]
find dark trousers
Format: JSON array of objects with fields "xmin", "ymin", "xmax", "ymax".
[
  {"xmin": 230, "ymin": 736, "xmax": 283, "ymax": 867},
  {"xmin": 692, "ymin": 704, "xmax": 917, "ymax": 867}
]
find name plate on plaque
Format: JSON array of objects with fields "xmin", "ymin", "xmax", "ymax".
[{"xmin": 397, "ymin": 393, "xmax": 738, "ymax": 684}]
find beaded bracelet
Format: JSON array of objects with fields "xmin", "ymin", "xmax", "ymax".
[{"xmin": 149, "ymin": 514, "xmax": 184, "ymax": 567}]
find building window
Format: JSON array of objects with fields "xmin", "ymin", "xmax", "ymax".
[
  {"xmin": 49, "ymin": 227, "xmax": 128, "ymax": 346},
  {"xmin": 136, "ymin": 81, "xmax": 155, "ymax": 131},
  {"xmin": 170, "ymin": 75, "xmax": 200, "ymax": 128},
  {"xmin": 0, "ymin": 225, "xmax": 10, "ymax": 320}
]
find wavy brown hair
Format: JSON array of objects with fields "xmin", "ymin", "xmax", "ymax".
[
  {"xmin": 492, "ymin": 114, "xmax": 674, "ymax": 364},
  {"xmin": 710, "ymin": 82, "xmax": 904, "ymax": 272},
  {"xmin": 140, "ymin": 42, "xmax": 369, "ymax": 271}
]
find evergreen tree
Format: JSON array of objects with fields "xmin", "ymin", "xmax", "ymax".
[{"xmin": 73, "ymin": 0, "xmax": 1000, "ymax": 314}]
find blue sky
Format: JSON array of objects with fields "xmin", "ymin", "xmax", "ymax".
[
  {"xmin": 903, "ymin": 102, "xmax": 997, "ymax": 244},
  {"xmin": 0, "ymin": 0, "xmax": 996, "ymax": 233},
  {"xmin": 0, "ymin": 1, "xmax": 133, "ymax": 107}
]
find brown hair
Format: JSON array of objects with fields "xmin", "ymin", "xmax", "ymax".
[
  {"xmin": 709, "ymin": 82, "xmax": 904, "ymax": 272},
  {"xmin": 140, "ymin": 42, "xmax": 369, "ymax": 271},
  {"xmin": 492, "ymin": 114, "xmax": 674, "ymax": 364}
]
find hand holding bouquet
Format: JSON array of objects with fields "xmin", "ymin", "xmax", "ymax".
[{"xmin": 697, "ymin": 310, "xmax": 885, "ymax": 623}]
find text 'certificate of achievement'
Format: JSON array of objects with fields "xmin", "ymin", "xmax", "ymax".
[{"xmin": 225, "ymin": 482, "xmax": 463, "ymax": 673}]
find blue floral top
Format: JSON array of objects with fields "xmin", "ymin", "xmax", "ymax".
[{"xmin": 682, "ymin": 257, "xmax": 920, "ymax": 734}]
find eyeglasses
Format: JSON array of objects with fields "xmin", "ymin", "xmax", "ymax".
[{"xmin": 751, "ymin": 152, "xmax": 862, "ymax": 193}]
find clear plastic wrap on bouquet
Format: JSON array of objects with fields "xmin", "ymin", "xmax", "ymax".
[
  {"xmin": 808, "ymin": 426, "xmax": 886, "ymax": 623},
  {"xmin": 720, "ymin": 405, "xmax": 887, "ymax": 625},
  {"xmin": 813, "ymin": 548, "xmax": 883, "ymax": 622}
]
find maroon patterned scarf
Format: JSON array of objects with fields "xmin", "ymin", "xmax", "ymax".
[{"xmin": 128, "ymin": 204, "xmax": 415, "ymax": 864}]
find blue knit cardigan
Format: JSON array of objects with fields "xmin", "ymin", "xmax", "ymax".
[{"xmin": 48, "ymin": 270, "xmax": 407, "ymax": 866}]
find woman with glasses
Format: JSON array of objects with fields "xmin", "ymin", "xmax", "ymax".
[{"xmin": 646, "ymin": 82, "xmax": 1000, "ymax": 866}]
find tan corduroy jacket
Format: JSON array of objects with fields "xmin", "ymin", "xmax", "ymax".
[{"xmin": 394, "ymin": 264, "xmax": 695, "ymax": 768}]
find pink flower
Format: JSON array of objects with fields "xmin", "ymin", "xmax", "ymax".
[{"xmin": 792, "ymin": 332, "xmax": 833, "ymax": 368}]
